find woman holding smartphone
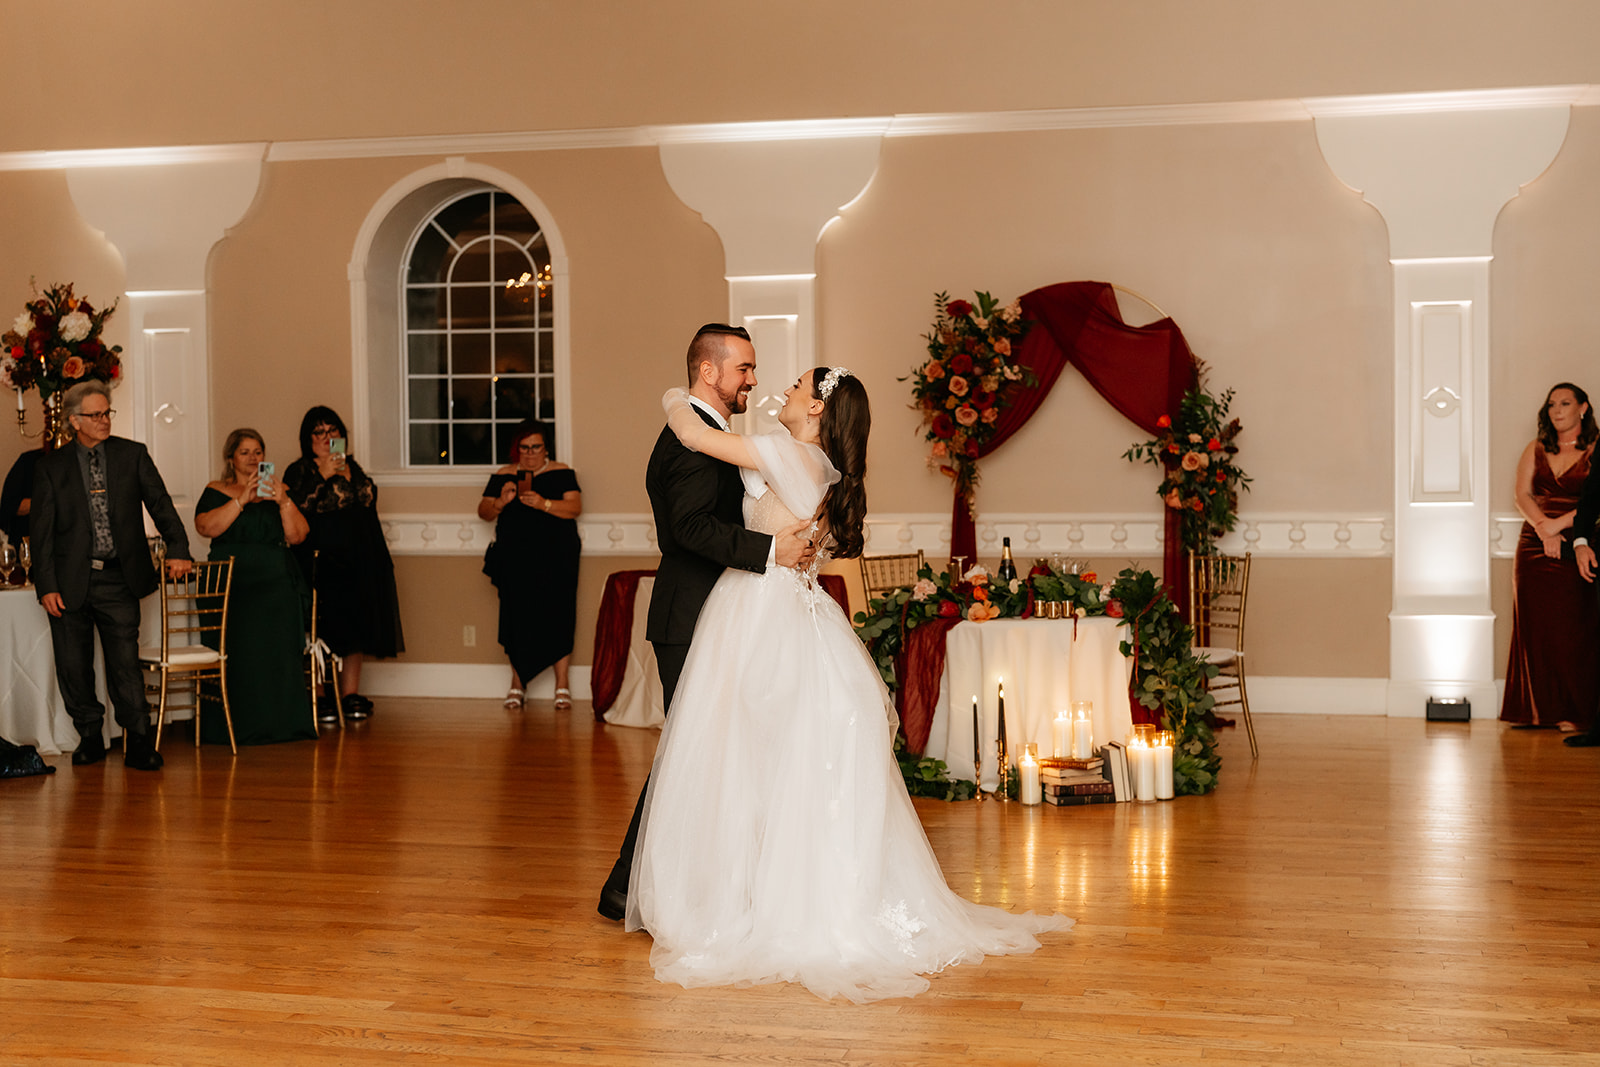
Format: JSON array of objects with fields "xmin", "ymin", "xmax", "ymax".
[
  {"xmin": 478, "ymin": 420, "xmax": 583, "ymax": 710},
  {"xmin": 194, "ymin": 428, "xmax": 316, "ymax": 745},
  {"xmin": 284, "ymin": 406, "xmax": 405, "ymax": 723}
]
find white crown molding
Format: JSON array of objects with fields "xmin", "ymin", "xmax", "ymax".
[
  {"xmin": 1304, "ymin": 85, "xmax": 1590, "ymax": 118},
  {"xmin": 14, "ymin": 87, "xmax": 1597, "ymax": 172},
  {"xmin": 0, "ymin": 142, "xmax": 267, "ymax": 172}
]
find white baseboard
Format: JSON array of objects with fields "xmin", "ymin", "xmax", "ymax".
[
  {"xmin": 361, "ymin": 662, "xmax": 592, "ymax": 701},
  {"xmin": 1242, "ymin": 676, "xmax": 1390, "ymax": 716}
]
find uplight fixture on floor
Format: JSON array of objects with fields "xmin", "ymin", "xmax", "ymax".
[{"xmin": 1426, "ymin": 696, "xmax": 1471, "ymax": 722}]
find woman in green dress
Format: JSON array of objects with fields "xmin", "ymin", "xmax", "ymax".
[{"xmin": 193, "ymin": 429, "xmax": 316, "ymax": 745}]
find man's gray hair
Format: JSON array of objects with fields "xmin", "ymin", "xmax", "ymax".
[{"xmin": 62, "ymin": 380, "xmax": 111, "ymax": 419}]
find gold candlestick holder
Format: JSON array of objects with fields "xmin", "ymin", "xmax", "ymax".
[{"xmin": 993, "ymin": 736, "xmax": 1013, "ymax": 802}]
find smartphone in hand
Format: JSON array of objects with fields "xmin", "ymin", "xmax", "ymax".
[
  {"xmin": 257, "ymin": 460, "xmax": 275, "ymax": 497},
  {"xmin": 330, "ymin": 437, "xmax": 347, "ymax": 467},
  {"xmin": 519, "ymin": 471, "xmax": 532, "ymax": 496}
]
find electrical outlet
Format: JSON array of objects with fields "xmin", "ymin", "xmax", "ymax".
[{"xmin": 463, "ymin": 625, "xmax": 476, "ymax": 647}]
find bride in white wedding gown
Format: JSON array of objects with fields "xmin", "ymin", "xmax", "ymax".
[{"xmin": 625, "ymin": 367, "xmax": 1071, "ymax": 1002}]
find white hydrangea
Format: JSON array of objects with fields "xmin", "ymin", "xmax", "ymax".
[
  {"xmin": 59, "ymin": 310, "xmax": 92, "ymax": 342},
  {"xmin": 12, "ymin": 312, "xmax": 34, "ymax": 336}
]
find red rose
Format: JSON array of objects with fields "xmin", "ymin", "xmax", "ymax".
[
  {"xmin": 1105, "ymin": 600, "xmax": 1125, "ymax": 618},
  {"xmin": 1208, "ymin": 438, "xmax": 1222, "ymax": 451},
  {"xmin": 931, "ymin": 413, "xmax": 955, "ymax": 439},
  {"xmin": 8, "ymin": 345, "xmax": 19, "ymax": 359},
  {"xmin": 1156, "ymin": 415, "xmax": 1171, "ymax": 429},
  {"xmin": 964, "ymin": 440, "xmax": 979, "ymax": 458},
  {"xmin": 946, "ymin": 299, "xmax": 973, "ymax": 318},
  {"xmin": 972, "ymin": 390, "xmax": 995, "ymax": 409},
  {"xmin": 949, "ymin": 353, "xmax": 974, "ymax": 375},
  {"xmin": 1215, "ymin": 469, "xmax": 1227, "ymax": 482},
  {"xmin": 938, "ymin": 599, "xmax": 961, "ymax": 618}
]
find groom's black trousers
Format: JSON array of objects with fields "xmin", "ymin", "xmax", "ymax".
[{"xmin": 604, "ymin": 640, "xmax": 691, "ymax": 895}]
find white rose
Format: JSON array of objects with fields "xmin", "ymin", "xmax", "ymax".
[
  {"xmin": 963, "ymin": 564, "xmax": 989, "ymax": 582},
  {"xmin": 973, "ymin": 316, "xmax": 989, "ymax": 330},
  {"xmin": 12, "ymin": 312, "xmax": 34, "ymax": 336},
  {"xmin": 59, "ymin": 310, "xmax": 92, "ymax": 343}
]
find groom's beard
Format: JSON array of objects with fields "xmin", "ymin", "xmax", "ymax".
[{"xmin": 716, "ymin": 382, "xmax": 751, "ymax": 415}]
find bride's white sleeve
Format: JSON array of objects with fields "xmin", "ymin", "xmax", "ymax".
[
  {"xmin": 746, "ymin": 431, "xmax": 839, "ymax": 522},
  {"xmin": 662, "ymin": 387, "xmax": 714, "ymax": 452}
]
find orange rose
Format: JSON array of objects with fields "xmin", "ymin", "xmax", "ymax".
[
  {"xmin": 955, "ymin": 405, "xmax": 979, "ymax": 427},
  {"xmin": 948, "ymin": 375, "xmax": 970, "ymax": 397},
  {"xmin": 968, "ymin": 601, "xmax": 1001, "ymax": 622},
  {"xmin": 925, "ymin": 360, "xmax": 945, "ymax": 380},
  {"xmin": 1181, "ymin": 452, "xmax": 1202, "ymax": 471},
  {"xmin": 62, "ymin": 355, "xmax": 86, "ymax": 379}
]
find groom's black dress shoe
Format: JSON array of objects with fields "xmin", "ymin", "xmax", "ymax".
[
  {"xmin": 597, "ymin": 884, "xmax": 627, "ymax": 922},
  {"xmin": 122, "ymin": 731, "xmax": 164, "ymax": 772},
  {"xmin": 1564, "ymin": 732, "xmax": 1600, "ymax": 748},
  {"xmin": 71, "ymin": 735, "xmax": 107, "ymax": 766}
]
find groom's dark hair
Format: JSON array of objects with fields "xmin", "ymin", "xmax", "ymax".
[{"xmin": 685, "ymin": 323, "xmax": 752, "ymax": 383}]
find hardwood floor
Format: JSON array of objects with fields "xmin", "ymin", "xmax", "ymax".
[{"xmin": 3, "ymin": 702, "xmax": 1598, "ymax": 1065}]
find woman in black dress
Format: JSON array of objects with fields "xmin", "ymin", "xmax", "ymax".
[
  {"xmin": 478, "ymin": 421, "xmax": 583, "ymax": 709},
  {"xmin": 284, "ymin": 407, "xmax": 405, "ymax": 723}
]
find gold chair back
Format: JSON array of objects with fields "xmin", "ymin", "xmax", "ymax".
[
  {"xmin": 141, "ymin": 558, "xmax": 236, "ymax": 753},
  {"xmin": 859, "ymin": 551, "xmax": 927, "ymax": 599},
  {"xmin": 1187, "ymin": 552, "xmax": 1257, "ymax": 759}
]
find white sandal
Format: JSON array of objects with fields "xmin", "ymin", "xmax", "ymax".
[
  {"xmin": 553, "ymin": 687, "xmax": 572, "ymax": 710},
  {"xmin": 503, "ymin": 688, "xmax": 525, "ymax": 709}
]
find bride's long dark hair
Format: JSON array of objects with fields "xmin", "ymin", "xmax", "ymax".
[{"xmin": 815, "ymin": 368, "xmax": 870, "ymax": 560}]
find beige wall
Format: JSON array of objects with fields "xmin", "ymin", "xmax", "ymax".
[{"xmin": 6, "ymin": 1, "xmax": 1600, "ymax": 150}]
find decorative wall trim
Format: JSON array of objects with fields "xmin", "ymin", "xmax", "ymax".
[
  {"xmin": 382, "ymin": 511, "xmax": 1397, "ymax": 559},
  {"xmin": 381, "ymin": 513, "xmax": 655, "ymax": 556},
  {"xmin": 12, "ymin": 86, "xmax": 1596, "ymax": 173},
  {"xmin": 1491, "ymin": 515, "xmax": 1525, "ymax": 557},
  {"xmin": 1244, "ymin": 677, "xmax": 1390, "ymax": 717}
]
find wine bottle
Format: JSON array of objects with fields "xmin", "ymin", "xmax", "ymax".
[{"xmin": 997, "ymin": 536, "xmax": 1018, "ymax": 582}]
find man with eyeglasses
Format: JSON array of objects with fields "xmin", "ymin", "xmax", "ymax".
[{"xmin": 31, "ymin": 380, "xmax": 193, "ymax": 771}]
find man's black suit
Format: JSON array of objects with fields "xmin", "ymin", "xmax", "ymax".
[
  {"xmin": 1565, "ymin": 460, "xmax": 1600, "ymax": 745},
  {"xmin": 31, "ymin": 436, "xmax": 191, "ymax": 740},
  {"xmin": 602, "ymin": 405, "xmax": 771, "ymax": 902}
]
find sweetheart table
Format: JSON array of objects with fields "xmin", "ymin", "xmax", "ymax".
[{"xmin": 920, "ymin": 616, "xmax": 1134, "ymax": 793}]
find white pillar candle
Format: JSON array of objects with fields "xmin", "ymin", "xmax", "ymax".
[
  {"xmin": 1131, "ymin": 741, "xmax": 1157, "ymax": 803},
  {"xmin": 1155, "ymin": 731, "xmax": 1175, "ymax": 800},
  {"xmin": 1019, "ymin": 747, "xmax": 1041, "ymax": 805},
  {"xmin": 1051, "ymin": 710, "xmax": 1072, "ymax": 759},
  {"xmin": 1071, "ymin": 702, "xmax": 1094, "ymax": 760}
]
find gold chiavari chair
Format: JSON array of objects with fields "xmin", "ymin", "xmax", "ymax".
[
  {"xmin": 139, "ymin": 558, "xmax": 236, "ymax": 754},
  {"xmin": 859, "ymin": 551, "xmax": 927, "ymax": 600},
  {"xmin": 1188, "ymin": 552, "xmax": 1257, "ymax": 759}
]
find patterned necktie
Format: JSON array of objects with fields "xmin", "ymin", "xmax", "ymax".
[{"xmin": 88, "ymin": 446, "xmax": 114, "ymax": 558}]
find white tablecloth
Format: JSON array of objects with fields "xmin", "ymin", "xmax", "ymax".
[
  {"xmin": 0, "ymin": 586, "xmax": 166, "ymax": 756},
  {"xmin": 601, "ymin": 576, "xmax": 665, "ymax": 729},
  {"xmin": 923, "ymin": 617, "xmax": 1134, "ymax": 792}
]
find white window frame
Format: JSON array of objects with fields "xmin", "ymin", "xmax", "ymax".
[{"xmin": 348, "ymin": 160, "xmax": 570, "ymax": 486}]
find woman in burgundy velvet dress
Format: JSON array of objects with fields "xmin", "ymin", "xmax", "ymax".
[{"xmin": 1502, "ymin": 382, "xmax": 1600, "ymax": 730}]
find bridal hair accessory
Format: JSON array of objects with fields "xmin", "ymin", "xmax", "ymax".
[{"xmin": 817, "ymin": 367, "xmax": 853, "ymax": 400}]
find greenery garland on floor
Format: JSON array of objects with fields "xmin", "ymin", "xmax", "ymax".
[{"xmin": 856, "ymin": 562, "xmax": 1222, "ymax": 799}]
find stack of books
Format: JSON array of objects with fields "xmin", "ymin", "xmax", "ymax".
[{"xmin": 1038, "ymin": 755, "xmax": 1115, "ymax": 806}]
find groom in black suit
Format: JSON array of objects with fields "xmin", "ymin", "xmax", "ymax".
[
  {"xmin": 1568, "ymin": 460, "xmax": 1600, "ymax": 746},
  {"xmin": 597, "ymin": 323, "xmax": 813, "ymax": 920},
  {"xmin": 32, "ymin": 381, "xmax": 193, "ymax": 770}
]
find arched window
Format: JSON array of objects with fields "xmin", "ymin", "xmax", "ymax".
[{"xmin": 402, "ymin": 189, "xmax": 555, "ymax": 466}]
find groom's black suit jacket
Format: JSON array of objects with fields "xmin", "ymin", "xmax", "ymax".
[
  {"xmin": 31, "ymin": 435, "xmax": 192, "ymax": 611},
  {"xmin": 1576, "ymin": 457, "xmax": 1600, "ymax": 548},
  {"xmin": 645, "ymin": 405, "xmax": 771, "ymax": 646}
]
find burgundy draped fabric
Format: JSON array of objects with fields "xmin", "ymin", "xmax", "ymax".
[
  {"xmin": 948, "ymin": 281, "xmax": 1196, "ymax": 616},
  {"xmin": 590, "ymin": 569, "xmax": 655, "ymax": 719},
  {"xmin": 591, "ymin": 569, "xmax": 849, "ymax": 720},
  {"xmin": 894, "ymin": 615, "xmax": 962, "ymax": 753}
]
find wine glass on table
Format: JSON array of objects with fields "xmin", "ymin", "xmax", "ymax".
[
  {"xmin": 17, "ymin": 537, "xmax": 30, "ymax": 586},
  {"xmin": 0, "ymin": 542, "xmax": 15, "ymax": 587}
]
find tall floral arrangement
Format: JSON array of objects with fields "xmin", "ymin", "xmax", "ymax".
[
  {"xmin": 1, "ymin": 281, "xmax": 123, "ymax": 400},
  {"xmin": 1123, "ymin": 365, "xmax": 1249, "ymax": 554},
  {"xmin": 905, "ymin": 291, "xmax": 1032, "ymax": 513}
]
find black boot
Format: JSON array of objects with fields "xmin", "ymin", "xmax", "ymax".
[{"xmin": 122, "ymin": 730, "xmax": 164, "ymax": 772}]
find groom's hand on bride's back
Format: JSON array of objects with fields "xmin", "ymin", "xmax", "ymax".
[{"xmin": 774, "ymin": 520, "xmax": 817, "ymax": 570}]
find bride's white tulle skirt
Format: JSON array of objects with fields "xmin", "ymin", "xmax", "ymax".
[{"xmin": 626, "ymin": 564, "xmax": 1071, "ymax": 1002}]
